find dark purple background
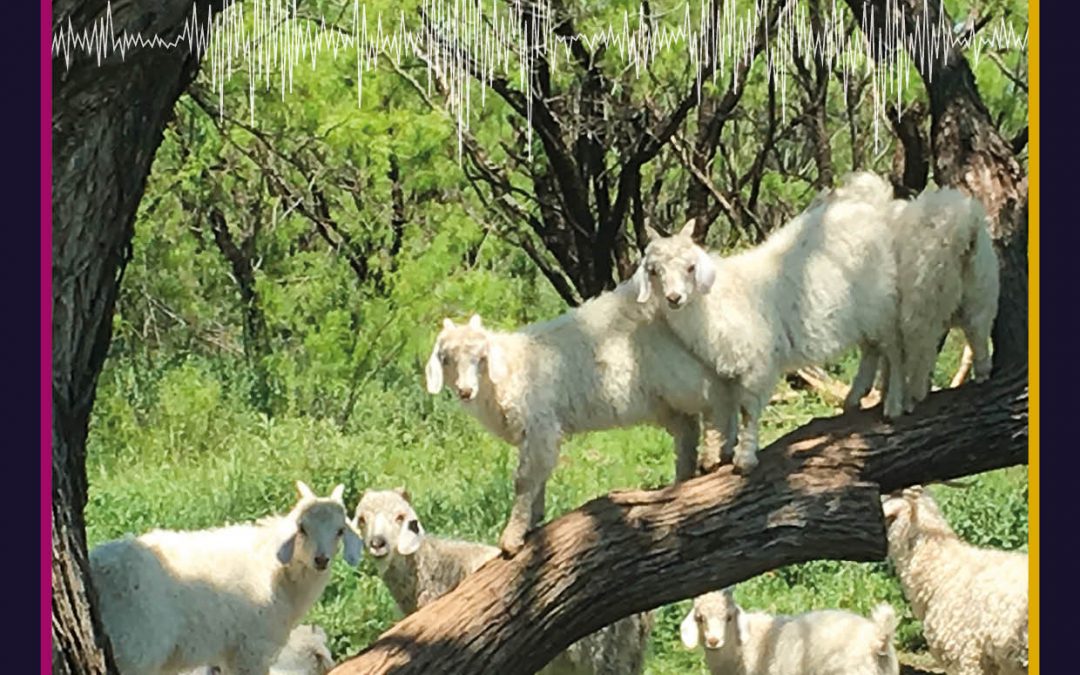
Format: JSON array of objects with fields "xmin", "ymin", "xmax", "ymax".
[{"xmin": 1034, "ymin": 3, "xmax": 1073, "ymax": 670}]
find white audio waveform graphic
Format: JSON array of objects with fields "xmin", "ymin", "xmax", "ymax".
[{"xmin": 52, "ymin": 0, "xmax": 1028, "ymax": 154}]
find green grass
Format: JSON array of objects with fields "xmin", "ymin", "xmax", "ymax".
[{"xmin": 84, "ymin": 331, "xmax": 1028, "ymax": 674}]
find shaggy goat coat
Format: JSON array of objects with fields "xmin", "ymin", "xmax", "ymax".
[
  {"xmin": 883, "ymin": 487, "xmax": 1028, "ymax": 675},
  {"xmin": 637, "ymin": 173, "xmax": 903, "ymax": 470},
  {"xmin": 426, "ymin": 283, "xmax": 729, "ymax": 552},
  {"xmin": 887, "ymin": 186, "xmax": 1000, "ymax": 408}
]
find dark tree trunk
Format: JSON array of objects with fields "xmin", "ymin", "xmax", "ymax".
[
  {"xmin": 51, "ymin": 1, "xmax": 225, "ymax": 671},
  {"xmin": 331, "ymin": 369, "xmax": 1027, "ymax": 675},
  {"xmin": 844, "ymin": 0, "xmax": 1029, "ymax": 371},
  {"xmin": 886, "ymin": 102, "xmax": 930, "ymax": 199},
  {"xmin": 205, "ymin": 206, "xmax": 273, "ymax": 413}
]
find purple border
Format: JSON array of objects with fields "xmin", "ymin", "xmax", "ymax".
[{"xmin": 42, "ymin": 0, "xmax": 52, "ymax": 667}]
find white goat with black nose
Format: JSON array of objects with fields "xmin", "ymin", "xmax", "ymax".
[
  {"xmin": 635, "ymin": 174, "xmax": 904, "ymax": 471},
  {"xmin": 680, "ymin": 588, "xmax": 899, "ymax": 675},
  {"xmin": 91, "ymin": 481, "xmax": 363, "ymax": 675},
  {"xmin": 425, "ymin": 289, "xmax": 731, "ymax": 554},
  {"xmin": 354, "ymin": 489, "xmax": 654, "ymax": 674}
]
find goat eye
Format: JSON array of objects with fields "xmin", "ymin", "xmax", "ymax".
[
  {"xmin": 356, "ymin": 516, "xmax": 366, "ymax": 527},
  {"xmin": 337, "ymin": 528, "xmax": 345, "ymax": 537},
  {"xmin": 440, "ymin": 354, "xmax": 450, "ymax": 365},
  {"xmin": 298, "ymin": 524, "xmax": 307, "ymax": 536},
  {"xmin": 648, "ymin": 267, "xmax": 657, "ymax": 276},
  {"xmin": 395, "ymin": 513, "xmax": 406, "ymax": 524},
  {"xmin": 688, "ymin": 264, "xmax": 696, "ymax": 273}
]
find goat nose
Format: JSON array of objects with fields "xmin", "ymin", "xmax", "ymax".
[
  {"xmin": 706, "ymin": 636, "xmax": 719, "ymax": 648},
  {"xmin": 314, "ymin": 555, "xmax": 329, "ymax": 570},
  {"xmin": 370, "ymin": 535, "xmax": 387, "ymax": 550},
  {"xmin": 458, "ymin": 387, "xmax": 474, "ymax": 399}
]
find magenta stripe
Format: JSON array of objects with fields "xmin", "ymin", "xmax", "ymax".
[{"xmin": 41, "ymin": 0, "xmax": 53, "ymax": 668}]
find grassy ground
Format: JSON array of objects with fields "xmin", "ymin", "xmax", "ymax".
[{"xmin": 84, "ymin": 331, "xmax": 1028, "ymax": 673}]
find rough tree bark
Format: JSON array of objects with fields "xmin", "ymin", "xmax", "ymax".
[
  {"xmin": 886, "ymin": 102, "xmax": 930, "ymax": 198},
  {"xmin": 845, "ymin": 0, "xmax": 1029, "ymax": 371},
  {"xmin": 332, "ymin": 368, "xmax": 1027, "ymax": 675},
  {"xmin": 51, "ymin": 1, "xmax": 225, "ymax": 672}
]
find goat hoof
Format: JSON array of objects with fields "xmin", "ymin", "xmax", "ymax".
[
  {"xmin": 883, "ymin": 400, "xmax": 905, "ymax": 420},
  {"xmin": 697, "ymin": 457, "xmax": 721, "ymax": 475},
  {"xmin": 499, "ymin": 527, "xmax": 526, "ymax": 556},
  {"xmin": 733, "ymin": 454, "xmax": 759, "ymax": 474}
]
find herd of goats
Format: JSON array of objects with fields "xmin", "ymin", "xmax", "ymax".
[{"xmin": 84, "ymin": 171, "xmax": 1028, "ymax": 674}]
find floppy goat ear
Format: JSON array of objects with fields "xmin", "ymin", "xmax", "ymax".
[
  {"xmin": 424, "ymin": 341, "xmax": 444, "ymax": 394},
  {"xmin": 881, "ymin": 496, "xmax": 905, "ymax": 524},
  {"xmin": 276, "ymin": 526, "xmax": 298, "ymax": 565},
  {"xmin": 680, "ymin": 609, "xmax": 701, "ymax": 649},
  {"xmin": 486, "ymin": 339, "xmax": 508, "ymax": 383},
  {"xmin": 693, "ymin": 247, "xmax": 717, "ymax": 294},
  {"xmin": 342, "ymin": 523, "xmax": 363, "ymax": 566},
  {"xmin": 396, "ymin": 513, "xmax": 425, "ymax": 556},
  {"xmin": 632, "ymin": 262, "xmax": 652, "ymax": 304}
]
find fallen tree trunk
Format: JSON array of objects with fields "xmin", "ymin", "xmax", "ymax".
[{"xmin": 332, "ymin": 367, "xmax": 1027, "ymax": 674}]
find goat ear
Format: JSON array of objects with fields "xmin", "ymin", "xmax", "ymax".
[
  {"xmin": 680, "ymin": 609, "xmax": 700, "ymax": 649},
  {"xmin": 296, "ymin": 481, "xmax": 316, "ymax": 500},
  {"xmin": 693, "ymin": 248, "xmax": 717, "ymax": 294},
  {"xmin": 396, "ymin": 515, "xmax": 424, "ymax": 556},
  {"xmin": 486, "ymin": 340, "xmax": 508, "ymax": 382},
  {"xmin": 342, "ymin": 523, "xmax": 364, "ymax": 566},
  {"xmin": 881, "ymin": 496, "xmax": 905, "ymax": 523},
  {"xmin": 736, "ymin": 611, "xmax": 752, "ymax": 644},
  {"xmin": 394, "ymin": 486, "xmax": 412, "ymax": 503},
  {"xmin": 632, "ymin": 262, "xmax": 652, "ymax": 304},
  {"xmin": 644, "ymin": 225, "xmax": 661, "ymax": 243},
  {"xmin": 442, "ymin": 318, "xmax": 455, "ymax": 330},
  {"xmin": 424, "ymin": 342, "xmax": 444, "ymax": 394},
  {"xmin": 679, "ymin": 219, "xmax": 697, "ymax": 239},
  {"xmin": 329, "ymin": 484, "xmax": 346, "ymax": 504},
  {"xmin": 276, "ymin": 528, "xmax": 297, "ymax": 565},
  {"xmin": 468, "ymin": 314, "xmax": 484, "ymax": 330}
]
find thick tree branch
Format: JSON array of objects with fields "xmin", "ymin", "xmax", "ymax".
[{"xmin": 332, "ymin": 368, "xmax": 1027, "ymax": 674}]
